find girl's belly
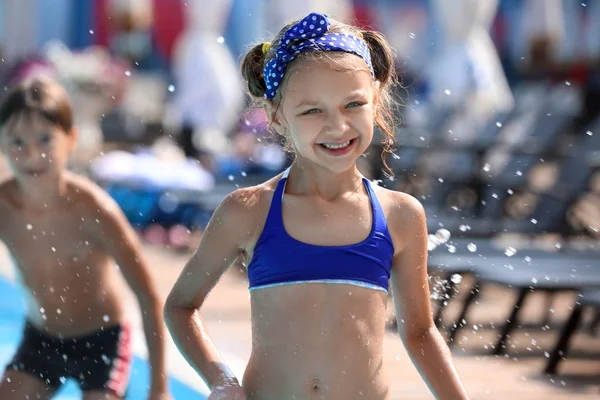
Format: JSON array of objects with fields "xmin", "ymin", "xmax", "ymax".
[{"xmin": 243, "ymin": 282, "xmax": 391, "ymax": 399}]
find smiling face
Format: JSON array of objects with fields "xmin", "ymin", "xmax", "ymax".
[
  {"xmin": 0, "ymin": 113, "xmax": 75, "ymax": 185},
  {"xmin": 268, "ymin": 54, "xmax": 377, "ymax": 174}
]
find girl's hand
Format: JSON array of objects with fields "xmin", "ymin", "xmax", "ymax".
[{"xmin": 207, "ymin": 385, "xmax": 247, "ymax": 400}]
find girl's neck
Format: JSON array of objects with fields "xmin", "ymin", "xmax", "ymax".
[{"xmin": 285, "ymin": 161, "xmax": 364, "ymax": 201}]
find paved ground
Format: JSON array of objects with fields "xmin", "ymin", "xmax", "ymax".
[{"xmin": 1, "ymin": 235, "xmax": 599, "ymax": 399}]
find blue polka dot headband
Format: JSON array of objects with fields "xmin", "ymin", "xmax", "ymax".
[{"xmin": 263, "ymin": 12, "xmax": 374, "ymax": 100}]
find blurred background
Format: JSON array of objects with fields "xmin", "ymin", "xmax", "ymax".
[{"xmin": 0, "ymin": 0, "xmax": 599, "ymax": 399}]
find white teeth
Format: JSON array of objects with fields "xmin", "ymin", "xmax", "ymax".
[{"xmin": 322, "ymin": 140, "xmax": 351, "ymax": 150}]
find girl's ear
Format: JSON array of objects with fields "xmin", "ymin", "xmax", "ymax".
[
  {"xmin": 263, "ymin": 101, "xmax": 285, "ymax": 135},
  {"xmin": 373, "ymin": 80, "xmax": 381, "ymax": 107}
]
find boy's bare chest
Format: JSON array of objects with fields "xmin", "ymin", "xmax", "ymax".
[{"xmin": 4, "ymin": 209, "xmax": 98, "ymax": 269}]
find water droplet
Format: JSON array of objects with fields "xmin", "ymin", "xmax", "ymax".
[
  {"xmin": 482, "ymin": 163, "xmax": 491, "ymax": 172},
  {"xmin": 531, "ymin": 277, "xmax": 538, "ymax": 284},
  {"xmin": 89, "ymin": 30, "xmax": 94, "ymax": 34},
  {"xmin": 496, "ymin": 122, "xmax": 503, "ymax": 128},
  {"xmin": 103, "ymin": 314, "xmax": 110, "ymax": 322},
  {"xmin": 26, "ymin": 224, "xmax": 33, "ymax": 230},
  {"xmin": 447, "ymin": 245, "xmax": 456, "ymax": 253},
  {"xmin": 241, "ymin": 171, "xmax": 247, "ymax": 177},
  {"xmin": 168, "ymin": 85, "xmax": 175, "ymax": 92},
  {"xmin": 507, "ymin": 189, "xmax": 514, "ymax": 195},
  {"xmin": 450, "ymin": 274, "xmax": 463, "ymax": 284},
  {"xmin": 444, "ymin": 89, "xmax": 451, "ymax": 96},
  {"xmin": 228, "ymin": 175, "xmax": 235, "ymax": 181},
  {"xmin": 217, "ymin": 36, "xmax": 225, "ymax": 44},
  {"xmin": 351, "ymin": 314, "xmax": 356, "ymax": 319},
  {"xmin": 59, "ymin": 376, "xmax": 67, "ymax": 384},
  {"xmin": 427, "ymin": 235, "xmax": 439, "ymax": 251},
  {"xmin": 408, "ymin": 32, "xmax": 416, "ymax": 39},
  {"xmin": 51, "ymin": 247, "xmax": 56, "ymax": 252},
  {"xmin": 435, "ymin": 229, "xmax": 451, "ymax": 244},
  {"xmin": 391, "ymin": 152, "xmax": 400, "ymax": 159},
  {"xmin": 565, "ymin": 81, "xmax": 571, "ymax": 86},
  {"xmin": 505, "ymin": 247, "xmax": 517, "ymax": 257},
  {"xmin": 524, "ymin": 256, "xmax": 532, "ymax": 263},
  {"xmin": 467, "ymin": 243, "xmax": 477, "ymax": 252},
  {"xmin": 6, "ymin": 377, "xmax": 11, "ymax": 383},
  {"xmin": 586, "ymin": 130, "xmax": 593, "ymax": 136},
  {"xmin": 459, "ymin": 224, "xmax": 468, "ymax": 232},
  {"xmin": 41, "ymin": 153, "xmax": 47, "ymax": 158},
  {"xmin": 531, "ymin": 218, "xmax": 538, "ymax": 224},
  {"xmin": 40, "ymin": 307, "xmax": 45, "ymax": 313},
  {"xmin": 492, "ymin": 193, "xmax": 499, "ymax": 199},
  {"xmin": 516, "ymin": 170, "xmax": 523, "ymax": 176},
  {"xmin": 125, "ymin": 70, "xmax": 131, "ymax": 76},
  {"xmin": 56, "ymin": 308, "xmax": 62, "ymax": 314}
]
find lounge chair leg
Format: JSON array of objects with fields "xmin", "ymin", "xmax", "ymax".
[
  {"xmin": 493, "ymin": 287, "xmax": 529, "ymax": 355},
  {"xmin": 447, "ymin": 281, "xmax": 480, "ymax": 347},
  {"xmin": 434, "ymin": 273, "xmax": 457, "ymax": 328},
  {"xmin": 544, "ymin": 303, "xmax": 584, "ymax": 375}
]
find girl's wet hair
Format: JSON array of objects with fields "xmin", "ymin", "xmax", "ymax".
[
  {"xmin": 241, "ymin": 17, "xmax": 398, "ymax": 177},
  {"xmin": 0, "ymin": 76, "xmax": 73, "ymax": 134}
]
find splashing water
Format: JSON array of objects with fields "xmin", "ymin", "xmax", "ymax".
[
  {"xmin": 435, "ymin": 229, "xmax": 451, "ymax": 244},
  {"xmin": 427, "ymin": 234, "xmax": 440, "ymax": 251},
  {"xmin": 467, "ymin": 243, "xmax": 477, "ymax": 252},
  {"xmin": 450, "ymin": 274, "xmax": 463, "ymax": 284},
  {"xmin": 505, "ymin": 247, "xmax": 517, "ymax": 257}
]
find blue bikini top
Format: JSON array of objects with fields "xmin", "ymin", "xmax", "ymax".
[{"xmin": 247, "ymin": 169, "xmax": 395, "ymax": 293}]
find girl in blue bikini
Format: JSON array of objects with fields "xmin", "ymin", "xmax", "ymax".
[{"xmin": 165, "ymin": 12, "xmax": 469, "ymax": 400}]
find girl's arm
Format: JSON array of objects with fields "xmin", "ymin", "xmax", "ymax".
[
  {"xmin": 388, "ymin": 193, "xmax": 470, "ymax": 400},
  {"xmin": 164, "ymin": 188, "xmax": 260, "ymax": 390}
]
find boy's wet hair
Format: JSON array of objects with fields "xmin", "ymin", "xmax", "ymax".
[
  {"xmin": 0, "ymin": 76, "xmax": 73, "ymax": 134},
  {"xmin": 241, "ymin": 16, "xmax": 398, "ymax": 177}
]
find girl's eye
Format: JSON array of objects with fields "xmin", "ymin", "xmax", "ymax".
[
  {"xmin": 302, "ymin": 108, "xmax": 321, "ymax": 115},
  {"xmin": 346, "ymin": 101, "xmax": 365, "ymax": 108},
  {"xmin": 12, "ymin": 138, "xmax": 24, "ymax": 148}
]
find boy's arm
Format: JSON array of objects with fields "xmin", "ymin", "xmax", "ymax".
[
  {"xmin": 388, "ymin": 193, "xmax": 470, "ymax": 400},
  {"xmin": 88, "ymin": 191, "xmax": 169, "ymax": 397}
]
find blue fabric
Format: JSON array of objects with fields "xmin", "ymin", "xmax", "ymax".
[
  {"xmin": 263, "ymin": 12, "xmax": 374, "ymax": 99},
  {"xmin": 247, "ymin": 170, "xmax": 395, "ymax": 293}
]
